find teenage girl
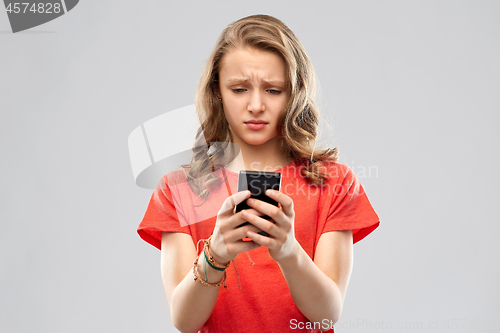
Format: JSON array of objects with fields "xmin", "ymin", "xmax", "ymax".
[{"xmin": 138, "ymin": 14, "xmax": 379, "ymax": 333}]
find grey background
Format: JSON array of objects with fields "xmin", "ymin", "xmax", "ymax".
[{"xmin": 1, "ymin": 1, "xmax": 499, "ymax": 332}]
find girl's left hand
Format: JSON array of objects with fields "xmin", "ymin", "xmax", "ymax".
[{"xmin": 240, "ymin": 189, "xmax": 299, "ymax": 262}]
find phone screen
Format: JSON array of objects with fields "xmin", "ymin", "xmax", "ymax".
[{"xmin": 235, "ymin": 170, "xmax": 282, "ymax": 236}]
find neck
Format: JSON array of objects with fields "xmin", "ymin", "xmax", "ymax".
[{"xmin": 225, "ymin": 137, "xmax": 292, "ymax": 172}]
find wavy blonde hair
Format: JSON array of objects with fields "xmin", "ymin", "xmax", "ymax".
[{"xmin": 181, "ymin": 14, "xmax": 338, "ymax": 204}]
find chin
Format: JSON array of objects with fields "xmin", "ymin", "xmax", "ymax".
[
  {"xmin": 250, "ymin": 142, "xmax": 269, "ymax": 147},
  {"xmin": 244, "ymin": 140, "xmax": 266, "ymax": 146},
  {"xmin": 244, "ymin": 137, "xmax": 275, "ymax": 146}
]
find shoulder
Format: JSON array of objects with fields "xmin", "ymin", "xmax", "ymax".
[
  {"xmin": 317, "ymin": 161, "xmax": 355, "ymax": 184},
  {"xmin": 320, "ymin": 161, "xmax": 351, "ymax": 174},
  {"xmin": 155, "ymin": 168, "xmax": 191, "ymax": 188}
]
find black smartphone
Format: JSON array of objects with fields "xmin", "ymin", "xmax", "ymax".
[{"xmin": 235, "ymin": 170, "xmax": 282, "ymax": 237}]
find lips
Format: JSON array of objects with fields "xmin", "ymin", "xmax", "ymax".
[
  {"xmin": 244, "ymin": 120, "xmax": 268, "ymax": 124},
  {"xmin": 245, "ymin": 121, "xmax": 267, "ymax": 131}
]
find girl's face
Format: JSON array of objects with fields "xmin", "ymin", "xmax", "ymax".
[{"xmin": 218, "ymin": 47, "xmax": 288, "ymax": 149}]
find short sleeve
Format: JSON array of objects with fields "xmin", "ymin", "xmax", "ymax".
[
  {"xmin": 137, "ymin": 175, "xmax": 191, "ymax": 250},
  {"xmin": 323, "ymin": 164, "xmax": 380, "ymax": 244}
]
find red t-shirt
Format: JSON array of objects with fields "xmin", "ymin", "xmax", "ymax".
[{"xmin": 138, "ymin": 161, "xmax": 380, "ymax": 332}]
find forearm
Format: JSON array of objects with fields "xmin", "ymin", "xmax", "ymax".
[
  {"xmin": 170, "ymin": 259, "xmax": 225, "ymax": 333},
  {"xmin": 277, "ymin": 243, "xmax": 343, "ymax": 328}
]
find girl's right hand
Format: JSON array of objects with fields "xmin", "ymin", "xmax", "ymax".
[{"xmin": 209, "ymin": 190, "xmax": 262, "ymax": 264}]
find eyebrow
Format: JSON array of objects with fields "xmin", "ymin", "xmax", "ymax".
[{"xmin": 226, "ymin": 77, "xmax": 285, "ymax": 86}]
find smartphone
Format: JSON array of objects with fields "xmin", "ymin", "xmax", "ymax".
[{"xmin": 235, "ymin": 170, "xmax": 282, "ymax": 237}]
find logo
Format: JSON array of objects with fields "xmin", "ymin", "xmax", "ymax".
[{"xmin": 3, "ymin": 0, "xmax": 79, "ymax": 33}]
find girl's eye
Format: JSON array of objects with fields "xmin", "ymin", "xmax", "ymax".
[
  {"xmin": 268, "ymin": 89, "xmax": 281, "ymax": 95},
  {"xmin": 232, "ymin": 88, "xmax": 246, "ymax": 93}
]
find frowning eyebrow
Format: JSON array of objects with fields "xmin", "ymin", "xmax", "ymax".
[{"xmin": 226, "ymin": 77, "xmax": 285, "ymax": 86}]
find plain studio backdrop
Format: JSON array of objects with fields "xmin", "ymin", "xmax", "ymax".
[{"xmin": 1, "ymin": 1, "xmax": 499, "ymax": 332}]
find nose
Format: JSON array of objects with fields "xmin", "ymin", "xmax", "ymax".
[{"xmin": 247, "ymin": 90, "xmax": 265, "ymax": 114}]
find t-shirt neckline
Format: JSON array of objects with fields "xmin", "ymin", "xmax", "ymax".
[{"xmin": 220, "ymin": 160, "xmax": 296, "ymax": 177}]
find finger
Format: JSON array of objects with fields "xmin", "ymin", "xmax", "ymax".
[
  {"xmin": 231, "ymin": 239, "xmax": 261, "ymax": 253},
  {"xmin": 240, "ymin": 210, "xmax": 278, "ymax": 238},
  {"xmin": 218, "ymin": 190, "xmax": 251, "ymax": 216},
  {"xmin": 224, "ymin": 223, "xmax": 263, "ymax": 242},
  {"xmin": 265, "ymin": 189, "xmax": 294, "ymax": 219},
  {"xmin": 246, "ymin": 230, "xmax": 275, "ymax": 248},
  {"xmin": 245, "ymin": 197, "xmax": 284, "ymax": 225},
  {"xmin": 225, "ymin": 207, "xmax": 265, "ymax": 230},
  {"xmin": 242, "ymin": 208, "xmax": 265, "ymax": 217}
]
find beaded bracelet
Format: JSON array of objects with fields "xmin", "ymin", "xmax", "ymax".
[
  {"xmin": 203, "ymin": 236, "xmax": 231, "ymax": 271},
  {"xmin": 192, "ymin": 236, "xmax": 230, "ymax": 288},
  {"xmin": 193, "ymin": 254, "xmax": 227, "ymax": 288},
  {"xmin": 203, "ymin": 250, "xmax": 226, "ymax": 271}
]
